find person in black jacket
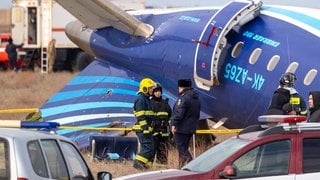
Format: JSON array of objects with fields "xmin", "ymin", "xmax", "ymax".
[
  {"xmin": 170, "ymin": 79, "xmax": 201, "ymax": 168},
  {"xmin": 265, "ymin": 87, "xmax": 291, "ymax": 115},
  {"xmin": 151, "ymin": 83, "xmax": 172, "ymax": 165},
  {"xmin": 281, "ymin": 73, "xmax": 307, "ymax": 116},
  {"xmin": 307, "ymin": 91, "xmax": 320, "ymax": 122},
  {"xmin": 265, "ymin": 72, "xmax": 307, "ymax": 116},
  {"xmin": 5, "ymin": 38, "xmax": 23, "ymax": 72}
]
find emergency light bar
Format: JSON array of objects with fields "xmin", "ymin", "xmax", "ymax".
[
  {"xmin": 0, "ymin": 120, "xmax": 60, "ymax": 129},
  {"xmin": 258, "ymin": 115, "xmax": 307, "ymax": 123}
]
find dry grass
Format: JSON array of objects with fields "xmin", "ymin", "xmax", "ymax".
[
  {"xmin": 83, "ymin": 137, "xmax": 222, "ymax": 177},
  {"xmin": 83, "ymin": 144, "xmax": 181, "ymax": 177},
  {"xmin": 0, "ymin": 70, "xmax": 76, "ymax": 119},
  {"xmin": 83, "ymin": 128, "xmax": 236, "ymax": 178},
  {"xmin": 0, "ymin": 69, "xmax": 237, "ymax": 178}
]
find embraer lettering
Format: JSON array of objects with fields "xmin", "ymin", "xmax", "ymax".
[
  {"xmin": 179, "ymin": 16, "xmax": 200, "ymax": 23},
  {"xmin": 242, "ymin": 31, "xmax": 280, "ymax": 47},
  {"xmin": 224, "ymin": 63, "xmax": 264, "ymax": 90}
]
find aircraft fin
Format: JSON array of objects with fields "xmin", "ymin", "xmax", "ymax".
[
  {"xmin": 39, "ymin": 59, "xmax": 176, "ymax": 147},
  {"xmin": 55, "ymin": 0, "xmax": 154, "ymax": 37}
]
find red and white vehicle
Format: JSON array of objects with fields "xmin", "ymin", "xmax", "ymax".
[
  {"xmin": 112, "ymin": 115, "xmax": 320, "ymax": 180},
  {"xmin": 0, "ymin": 33, "xmax": 10, "ymax": 70}
]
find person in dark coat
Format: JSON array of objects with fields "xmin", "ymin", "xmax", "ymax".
[
  {"xmin": 265, "ymin": 87, "xmax": 291, "ymax": 115},
  {"xmin": 5, "ymin": 38, "xmax": 23, "ymax": 72},
  {"xmin": 151, "ymin": 83, "xmax": 172, "ymax": 165},
  {"xmin": 307, "ymin": 91, "xmax": 320, "ymax": 122},
  {"xmin": 170, "ymin": 79, "xmax": 201, "ymax": 168}
]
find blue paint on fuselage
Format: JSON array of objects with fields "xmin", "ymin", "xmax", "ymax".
[
  {"xmin": 88, "ymin": 7, "xmax": 320, "ymax": 128},
  {"xmin": 38, "ymin": 4, "xmax": 320, "ymax": 149}
]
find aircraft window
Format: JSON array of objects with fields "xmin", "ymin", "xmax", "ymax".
[
  {"xmin": 304, "ymin": 69, "xmax": 317, "ymax": 86},
  {"xmin": 286, "ymin": 62, "xmax": 298, "ymax": 73},
  {"xmin": 249, "ymin": 48, "xmax": 262, "ymax": 65},
  {"xmin": 267, "ymin": 55, "xmax": 280, "ymax": 71},
  {"xmin": 231, "ymin": 42, "xmax": 244, "ymax": 58}
]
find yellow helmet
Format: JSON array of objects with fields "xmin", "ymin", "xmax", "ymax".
[{"xmin": 139, "ymin": 78, "xmax": 155, "ymax": 94}]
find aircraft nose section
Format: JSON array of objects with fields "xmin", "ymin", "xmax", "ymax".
[{"xmin": 65, "ymin": 20, "xmax": 95, "ymax": 56}]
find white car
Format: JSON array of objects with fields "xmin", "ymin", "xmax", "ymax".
[{"xmin": 0, "ymin": 121, "xmax": 110, "ymax": 180}]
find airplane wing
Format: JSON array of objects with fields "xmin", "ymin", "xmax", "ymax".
[{"xmin": 54, "ymin": 0, "xmax": 154, "ymax": 37}]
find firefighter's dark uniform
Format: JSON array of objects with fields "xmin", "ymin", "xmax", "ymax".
[
  {"xmin": 151, "ymin": 95, "xmax": 172, "ymax": 165},
  {"xmin": 265, "ymin": 88, "xmax": 307, "ymax": 116},
  {"xmin": 132, "ymin": 92, "xmax": 155, "ymax": 169},
  {"xmin": 170, "ymin": 79, "xmax": 201, "ymax": 168},
  {"xmin": 266, "ymin": 72, "xmax": 307, "ymax": 116},
  {"xmin": 265, "ymin": 88, "xmax": 291, "ymax": 115},
  {"xmin": 287, "ymin": 88, "xmax": 307, "ymax": 116}
]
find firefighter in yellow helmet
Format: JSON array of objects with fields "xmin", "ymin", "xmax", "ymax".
[{"xmin": 132, "ymin": 77, "xmax": 156, "ymax": 170}]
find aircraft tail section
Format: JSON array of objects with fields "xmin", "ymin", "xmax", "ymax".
[
  {"xmin": 55, "ymin": 0, "xmax": 154, "ymax": 37},
  {"xmin": 40, "ymin": 60, "xmax": 142, "ymax": 147},
  {"xmin": 39, "ymin": 59, "xmax": 178, "ymax": 148}
]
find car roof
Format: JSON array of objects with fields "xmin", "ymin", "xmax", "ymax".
[
  {"xmin": 237, "ymin": 122, "xmax": 320, "ymax": 140},
  {"xmin": 0, "ymin": 128, "xmax": 70, "ymax": 141}
]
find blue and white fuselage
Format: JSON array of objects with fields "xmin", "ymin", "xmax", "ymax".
[{"xmin": 40, "ymin": 0, "xmax": 320, "ymax": 147}]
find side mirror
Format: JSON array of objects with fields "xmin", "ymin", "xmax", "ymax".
[
  {"xmin": 219, "ymin": 165, "xmax": 237, "ymax": 178},
  {"xmin": 97, "ymin": 171, "xmax": 112, "ymax": 180}
]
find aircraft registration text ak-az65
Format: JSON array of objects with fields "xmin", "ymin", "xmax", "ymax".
[{"xmin": 39, "ymin": 0, "xmax": 320, "ymax": 148}]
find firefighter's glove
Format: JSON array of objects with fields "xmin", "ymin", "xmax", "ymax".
[{"xmin": 142, "ymin": 124, "xmax": 153, "ymax": 135}]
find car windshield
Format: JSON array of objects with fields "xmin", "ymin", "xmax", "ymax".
[{"xmin": 182, "ymin": 137, "xmax": 250, "ymax": 172}]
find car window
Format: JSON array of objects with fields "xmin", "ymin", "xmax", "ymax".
[
  {"xmin": 60, "ymin": 141, "xmax": 92, "ymax": 179},
  {"xmin": 183, "ymin": 138, "xmax": 250, "ymax": 172},
  {"xmin": 303, "ymin": 138, "xmax": 320, "ymax": 173},
  {"xmin": 28, "ymin": 141, "xmax": 49, "ymax": 178},
  {"xmin": 233, "ymin": 140, "xmax": 290, "ymax": 178},
  {"xmin": 41, "ymin": 139, "xmax": 70, "ymax": 179},
  {"xmin": 0, "ymin": 138, "xmax": 10, "ymax": 179}
]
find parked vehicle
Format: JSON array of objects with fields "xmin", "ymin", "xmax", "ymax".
[
  {"xmin": 111, "ymin": 115, "xmax": 320, "ymax": 179},
  {"xmin": 0, "ymin": 120, "xmax": 110, "ymax": 180}
]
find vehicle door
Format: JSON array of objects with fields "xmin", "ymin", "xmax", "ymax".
[
  {"xmin": 59, "ymin": 140, "xmax": 94, "ymax": 179},
  {"xmin": 222, "ymin": 137, "xmax": 295, "ymax": 179},
  {"xmin": 28, "ymin": 138, "xmax": 93, "ymax": 179},
  {"xmin": 295, "ymin": 132, "xmax": 320, "ymax": 179},
  {"xmin": 0, "ymin": 138, "xmax": 10, "ymax": 179}
]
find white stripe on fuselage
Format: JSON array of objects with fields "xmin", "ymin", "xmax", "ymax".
[
  {"xmin": 261, "ymin": 6, "xmax": 320, "ymax": 37},
  {"xmin": 128, "ymin": 5, "xmax": 320, "ymax": 37},
  {"xmin": 49, "ymin": 113, "xmax": 134, "ymax": 124}
]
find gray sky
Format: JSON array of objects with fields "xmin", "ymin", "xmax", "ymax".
[{"xmin": 1, "ymin": 0, "xmax": 11, "ymax": 8}]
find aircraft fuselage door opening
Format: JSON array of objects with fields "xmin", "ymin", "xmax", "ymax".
[{"xmin": 194, "ymin": 0, "xmax": 262, "ymax": 91}]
